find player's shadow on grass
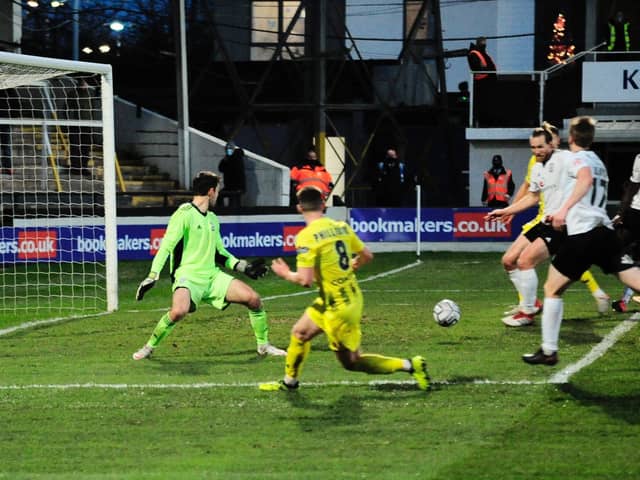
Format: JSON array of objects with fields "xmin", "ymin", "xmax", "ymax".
[
  {"xmin": 283, "ymin": 393, "xmax": 364, "ymax": 431},
  {"xmin": 146, "ymin": 358, "xmax": 222, "ymax": 375},
  {"xmin": 370, "ymin": 382, "xmax": 430, "ymax": 393},
  {"xmin": 560, "ymin": 317, "xmax": 602, "ymax": 346},
  {"xmin": 558, "ymin": 383, "xmax": 640, "ymax": 425},
  {"xmin": 145, "ymin": 349, "xmax": 271, "ymax": 375}
]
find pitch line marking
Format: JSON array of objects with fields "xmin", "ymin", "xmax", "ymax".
[
  {"xmin": 3, "ymin": 260, "xmax": 635, "ymax": 387},
  {"xmin": 0, "ymin": 261, "xmax": 424, "ymax": 337},
  {"xmin": 548, "ymin": 312, "xmax": 640, "ymax": 384},
  {"xmin": 0, "ymin": 378, "xmax": 550, "ymax": 391},
  {"xmin": 0, "ymin": 311, "xmax": 111, "ymax": 338}
]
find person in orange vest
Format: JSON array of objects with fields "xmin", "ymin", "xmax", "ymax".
[
  {"xmin": 467, "ymin": 36, "xmax": 497, "ymax": 126},
  {"xmin": 481, "ymin": 154, "xmax": 514, "ymax": 208},
  {"xmin": 290, "ymin": 148, "xmax": 334, "ymax": 201}
]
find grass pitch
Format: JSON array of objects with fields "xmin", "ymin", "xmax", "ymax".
[{"xmin": 0, "ymin": 252, "xmax": 639, "ymax": 479}]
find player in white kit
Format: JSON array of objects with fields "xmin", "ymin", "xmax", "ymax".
[
  {"xmin": 523, "ymin": 117, "xmax": 640, "ymax": 365},
  {"xmin": 486, "ymin": 129, "xmax": 574, "ymax": 325}
]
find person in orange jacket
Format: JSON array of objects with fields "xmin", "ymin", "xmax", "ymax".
[
  {"xmin": 290, "ymin": 148, "xmax": 334, "ymax": 201},
  {"xmin": 482, "ymin": 154, "xmax": 514, "ymax": 208}
]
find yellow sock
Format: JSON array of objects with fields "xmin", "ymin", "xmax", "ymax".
[
  {"xmin": 580, "ymin": 270, "xmax": 600, "ymax": 295},
  {"xmin": 352, "ymin": 353, "xmax": 405, "ymax": 374},
  {"xmin": 284, "ymin": 335, "xmax": 310, "ymax": 381}
]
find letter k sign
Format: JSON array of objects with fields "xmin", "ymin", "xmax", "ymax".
[{"xmin": 623, "ymin": 69, "xmax": 639, "ymax": 90}]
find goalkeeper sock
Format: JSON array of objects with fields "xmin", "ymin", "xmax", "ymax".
[
  {"xmin": 352, "ymin": 354, "xmax": 406, "ymax": 374},
  {"xmin": 580, "ymin": 270, "xmax": 601, "ymax": 295},
  {"xmin": 249, "ymin": 307, "xmax": 269, "ymax": 345},
  {"xmin": 147, "ymin": 313, "xmax": 176, "ymax": 348},
  {"xmin": 285, "ymin": 335, "xmax": 311, "ymax": 380}
]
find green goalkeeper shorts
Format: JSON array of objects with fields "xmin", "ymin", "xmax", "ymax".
[{"xmin": 172, "ymin": 270, "xmax": 235, "ymax": 311}]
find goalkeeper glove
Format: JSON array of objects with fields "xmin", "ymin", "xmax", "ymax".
[
  {"xmin": 136, "ymin": 272, "xmax": 158, "ymax": 301},
  {"xmin": 235, "ymin": 258, "xmax": 268, "ymax": 280}
]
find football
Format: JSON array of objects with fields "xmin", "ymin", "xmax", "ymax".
[{"xmin": 433, "ymin": 299, "xmax": 460, "ymax": 327}]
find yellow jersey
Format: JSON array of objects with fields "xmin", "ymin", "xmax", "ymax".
[
  {"xmin": 523, "ymin": 154, "xmax": 545, "ymax": 230},
  {"xmin": 295, "ymin": 216, "xmax": 364, "ymax": 309}
]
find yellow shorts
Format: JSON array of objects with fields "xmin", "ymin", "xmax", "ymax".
[
  {"xmin": 306, "ymin": 295, "xmax": 364, "ymax": 352},
  {"xmin": 173, "ymin": 270, "xmax": 234, "ymax": 311}
]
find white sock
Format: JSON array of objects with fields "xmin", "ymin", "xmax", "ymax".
[
  {"xmin": 592, "ymin": 288, "xmax": 606, "ymax": 299},
  {"xmin": 519, "ymin": 268, "xmax": 538, "ymax": 313},
  {"xmin": 507, "ymin": 269, "xmax": 522, "ymax": 303},
  {"xmin": 541, "ymin": 297, "xmax": 563, "ymax": 354}
]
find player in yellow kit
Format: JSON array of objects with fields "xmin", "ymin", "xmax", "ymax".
[{"xmin": 259, "ymin": 187, "xmax": 429, "ymax": 392}]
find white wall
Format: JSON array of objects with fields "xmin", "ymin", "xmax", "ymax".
[
  {"xmin": 440, "ymin": 0, "xmax": 497, "ymax": 93},
  {"xmin": 114, "ymin": 97, "xmax": 290, "ymax": 206},
  {"xmin": 346, "ymin": 0, "xmax": 535, "ymax": 92},
  {"xmin": 468, "ymin": 140, "xmax": 531, "ymax": 207},
  {"xmin": 346, "ymin": 1, "xmax": 403, "ymax": 58},
  {"xmin": 495, "ymin": 1, "xmax": 535, "ymax": 73}
]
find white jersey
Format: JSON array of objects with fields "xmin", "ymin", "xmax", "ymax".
[
  {"xmin": 529, "ymin": 149, "xmax": 570, "ymax": 217},
  {"xmin": 630, "ymin": 154, "xmax": 640, "ymax": 211},
  {"xmin": 630, "ymin": 185, "xmax": 640, "ymax": 211},
  {"xmin": 562, "ymin": 150, "xmax": 611, "ymax": 236}
]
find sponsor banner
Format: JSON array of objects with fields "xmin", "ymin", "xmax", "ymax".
[
  {"xmin": 0, "ymin": 221, "xmax": 306, "ymax": 262},
  {"xmin": 582, "ymin": 62, "xmax": 640, "ymax": 102},
  {"xmin": 349, "ymin": 208, "xmax": 534, "ymax": 242},
  {"xmin": 16, "ymin": 230, "xmax": 58, "ymax": 260},
  {"xmin": 0, "ymin": 208, "xmax": 536, "ymax": 263}
]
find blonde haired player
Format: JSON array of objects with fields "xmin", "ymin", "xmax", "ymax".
[
  {"xmin": 259, "ymin": 187, "xmax": 429, "ymax": 392},
  {"xmin": 523, "ymin": 116, "xmax": 640, "ymax": 364},
  {"xmin": 492, "ymin": 123, "xmax": 609, "ymax": 327}
]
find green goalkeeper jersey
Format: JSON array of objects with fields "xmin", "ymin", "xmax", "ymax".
[{"xmin": 150, "ymin": 202, "xmax": 239, "ymax": 281}]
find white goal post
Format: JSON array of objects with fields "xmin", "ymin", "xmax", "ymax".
[{"xmin": 0, "ymin": 52, "xmax": 117, "ymax": 322}]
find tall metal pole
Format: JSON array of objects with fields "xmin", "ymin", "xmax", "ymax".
[
  {"xmin": 313, "ymin": 0, "xmax": 326, "ymax": 163},
  {"xmin": 72, "ymin": 0, "xmax": 80, "ymax": 60},
  {"xmin": 173, "ymin": 0, "xmax": 190, "ymax": 188}
]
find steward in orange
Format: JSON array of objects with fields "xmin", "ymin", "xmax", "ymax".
[
  {"xmin": 467, "ymin": 36, "xmax": 497, "ymax": 126},
  {"xmin": 467, "ymin": 38, "xmax": 496, "ymax": 81},
  {"xmin": 290, "ymin": 152, "xmax": 334, "ymax": 201},
  {"xmin": 482, "ymin": 154, "xmax": 514, "ymax": 208}
]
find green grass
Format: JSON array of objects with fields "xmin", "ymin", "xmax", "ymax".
[{"xmin": 0, "ymin": 252, "xmax": 639, "ymax": 479}]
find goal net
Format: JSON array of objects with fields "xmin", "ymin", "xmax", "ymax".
[{"xmin": 0, "ymin": 52, "xmax": 117, "ymax": 324}]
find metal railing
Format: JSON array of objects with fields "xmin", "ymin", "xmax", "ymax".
[{"xmin": 468, "ymin": 42, "xmax": 610, "ymax": 128}]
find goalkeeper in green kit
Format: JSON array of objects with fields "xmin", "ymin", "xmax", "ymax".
[{"xmin": 132, "ymin": 170, "xmax": 286, "ymax": 360}]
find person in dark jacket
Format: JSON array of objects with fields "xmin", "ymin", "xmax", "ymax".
[
  {"xmin": 612, "ymin": 153, "xmax": 640, "ymax": 312},
  {"xmin": 375, "ymin": 148, "xmax": 407, "ymax": 207},
  {"xmin": 218, "ymin": 141, "xmax": 246, "ymax": 207}
]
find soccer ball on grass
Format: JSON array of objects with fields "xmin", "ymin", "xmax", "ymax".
[{"xmin": 433, "ymin": 299, "xmax": 460, "ymax": 327}]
